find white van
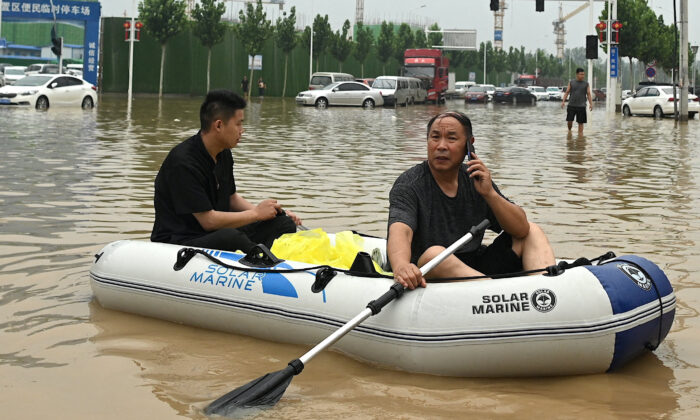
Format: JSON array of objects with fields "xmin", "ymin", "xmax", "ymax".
[
  {"xmin": 309, "ymin": 72, "xmax": 354, "ymax": 90},
  {"xmin": 371, "ymin": 76, "xmax": 416, "ymax": 106},
  {"xmin": 407, "ymin": 77, "xmax": 427, "ymax": 104}
]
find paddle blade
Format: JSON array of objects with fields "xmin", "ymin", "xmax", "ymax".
[{"xmin": 204, "ymin": 365, "xmax": 296, "ymax": 417}]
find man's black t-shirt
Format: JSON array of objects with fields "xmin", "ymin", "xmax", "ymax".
[
  {"xmin": 151, "ymin": 132, "xmax": 236, "ymax": 244},
  {"xmin": 388, "ymin": 161, "xmax": 508, "ymax": 264}
]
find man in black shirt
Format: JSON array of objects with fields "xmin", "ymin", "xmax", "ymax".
[
  {"xmin": 151, "ymin": 90, "xmax": 300, "ymax": 252},
  {"xmin": 387, "ymin": 111, "xmax": 554, "ymax": 289}
]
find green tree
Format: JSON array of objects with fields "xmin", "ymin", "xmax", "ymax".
[
  {"xmin": 138, "ymin": 0, "xmax": 187, "ymax": 97},
  {"xmin": 414, "ymin": 28, "xmax": 428, "ymax": 48},
  {"xmin": 330, "ymin": 19, "xmax": 352, "ymax": 72},
  {"xmin": 274, "ymin": 6, "xmax": 297, "ymax": 97},
  {"xmin": 377, "ymin": 21, "xmax": 395, "ymax": 74},
  {"xmin": 310, "ymin": 14, "xmax": 332, "ymax": 71},
  {"xmin": 352, "ymin": 22, "xmax": 374, "ymax": 78},
  {"xmin": 427, "ymin": 23, "xmax": 442, "ymax": 47},
  {"xmin": 192, "ymin": 0, "xmax": 226, "ymax": 92},
  {"xmin": 395, "ymin": 23, "xmax": 415, "ymax": 64},
  {"xmin": 235, "ymin": 0, "xmax": 273, "ymax": 97}
]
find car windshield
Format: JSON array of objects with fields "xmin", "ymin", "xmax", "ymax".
[
  {"xmin": 310, "ymin": 76, "xmax": 332, "ymax": 86},
  {"xmin": 372, "ymin": 79, "xmax": 396, "ymax": 89},
  {"xmin": 533, "ymin": 87, "xmax": 545, "ymax": 92},
  {"xmin": 12, "ymin": 76, "xmax": 52, "ymax": 86},
  {"xmin": 547, "ymin": 87, "xmax": 559, "ymax": 91},
  {"xmin": 6, "ymin": 69, "xmax": 25, "ymax": 75},
  {"xmin": 404, "ymin": 66, "xmax": 434, "ymax": 78},
  {"xmin": 468, "ymin": 86, "xmax": 484, "ymax": 92}
]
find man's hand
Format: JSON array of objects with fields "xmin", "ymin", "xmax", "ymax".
[
  {"xmin": 466, "ymin": 152, "xmax": 495, "ymax": 198},
  {"xmin": 561, "ymin": 101, "xmax": 565, "ymax": 109},
  {"xmin": 254, "ymin": 199, "xmax": 281, "ymax": 221},
  {"xmin": 393, "ymin": 262, "xmax": 426, "ymax": 290},
  {"xmin": 285, "ymin": 209, "xmax": 302, "ymax": 226}
]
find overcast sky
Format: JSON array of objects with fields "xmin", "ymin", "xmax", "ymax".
[{"xmin": 100, "ymin": 0, "xmax": 699, "ymax": 57}]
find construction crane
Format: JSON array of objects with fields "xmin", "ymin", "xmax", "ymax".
[{"xmin": 552, "ymin": 1, "xmax": 590, "ymax": 58}]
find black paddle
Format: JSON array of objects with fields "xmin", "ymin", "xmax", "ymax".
[{"xmin": 204, "ymin": 219, "xmax": 491, "ymax": 417}]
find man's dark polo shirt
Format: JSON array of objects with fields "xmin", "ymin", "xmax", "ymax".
[{"xmin": 151, "ymin": 132, "xmax": 236, "ymax": 244}]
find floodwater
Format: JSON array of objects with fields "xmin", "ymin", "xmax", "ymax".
[{"xmin": 1, "ymin": 94, "xmax": 699, "ymax": 419}]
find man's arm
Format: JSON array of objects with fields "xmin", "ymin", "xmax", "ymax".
[
  {"xmin": 587, "ymin": 84, "xmax": 593, "ymax": 110},
  {"xmin": 561, "ymin": 82, "xmax": 571, "ymax": 108},
  {"xmin": 468, "ymin": 152, "xmax": 529, "ymax": 239},
  {"xmin": 194, "ymin": 194, "xmax": 280, "ymax": 231},
  {"xmin": 387, "ymin": 222, "xmax": 425, "ymax": 289}
]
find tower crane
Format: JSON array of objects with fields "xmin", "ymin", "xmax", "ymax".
[{"xmin": 552, "ymin": 1, "xmax": 590, "ymax": 58}]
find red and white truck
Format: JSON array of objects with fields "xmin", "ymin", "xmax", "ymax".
[{"xmin": 403, "ymin": 49, "xmax": 450, "ymax": 104}]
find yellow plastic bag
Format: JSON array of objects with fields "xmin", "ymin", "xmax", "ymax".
[{"xmin": 272, "ymin": 228, "xmax": 382, "ymax": 271}]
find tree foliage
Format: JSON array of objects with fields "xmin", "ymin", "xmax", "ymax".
[
  {"xmin": 234, "ymin": 0, "xmax": 273, "ymax": 96},
  {"xmin": 427, "ymin": 23, "xmax": 442, "ymax": 47},
  {"xmin": 192, "ymin": 0, "xmax": 226, "ymax": 49},
  {"xmin": 330, "ymin": 20, "xmax": 352, "ymax": 71},
  {"xmin": 352, "ymin": 22, "xmax": 374, "ymax": 77},
  {"xmin": 377, "ymin": 21, "xmax": 395, "ymax": 72},
  {"xmin": 138, "ymin": 0, "xmax": 187, "ymax": 46},
  {"xmin": 394, "ymin": 23, "xmax": 415, "ymax": 62},
  {"xmin": 414, "ymin": 28, "xmax": 428, "ymax": 49},
  {"xmin": 274, "ymin": 6, "xmax": 297, "ymax": 97}
]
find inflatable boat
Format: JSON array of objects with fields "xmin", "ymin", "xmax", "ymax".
[{"xmin": 89, "ymin": 236, "xmax": 675, "ymax": 377}]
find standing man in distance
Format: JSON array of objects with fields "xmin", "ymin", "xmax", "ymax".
[
  {"xmin": 151, "ymin": 90, "xmax": 300, "ymax": 253},
  {"xmin": 387, "ymin": 111, "xmax": 555, "ymax": 289},
  {"xmin": 241, "ymin": 75, "xmax": 249, "ymax": 98},
  {"xmin": 562, "ymin": 67, "xmax": 594, "ymax": 134}
]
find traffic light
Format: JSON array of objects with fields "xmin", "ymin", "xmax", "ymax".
[
  {"xmin": 586, "ymin": 35, "xmax": 598, "ymax": 59},
  {"xmin": 490, "ymin": 0, "xmax": 499, "ymax": 11},
  {"xmin": 50, "ymin": 25, "xmax": 62, "ymax": 57},
  {"xmin": 536, "ymin": 0, "xmax": 544, "ymax": 12}
]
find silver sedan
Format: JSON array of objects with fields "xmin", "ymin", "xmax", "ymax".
[{"xmin": 296, "ymin": 81, "xmax": 384, "ymax": 108}]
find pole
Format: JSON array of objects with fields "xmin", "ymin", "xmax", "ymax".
[
  {"xmin": 127, "ymin": 0, "xmax": 135, "ymax": 112},
  {"xmin": 309, "ymin": 27, "xmax": 313, "ymax": 79},
  {"xmin": 612, "ymin": 0, "xmax": 620, "ymax": 112},
  {"xmin": 535, "ymin": 49, "xmax": 538, "ymax": 82},
  {"xmin": 679, "ymin": 0, "xmax": 688, "ymax": 121},
  {"xmin": 605, "ymin": 0, "xmax": 612, "ymax": 114},
  {"xmin": 692, "ymin": 45, "xmax": 698, "ymax": 98},
  {"xmin": 483, "ymin": 45, "xmax": 486, "ymax": 84},
  {"xmin": 588, "ymin": 0, "xmax": 594, "ymax": 91},
  {"xmin": 58, "ymin": 37, "xmax": 63, "ymax": 73}
]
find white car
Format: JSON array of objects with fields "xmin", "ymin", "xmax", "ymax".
[
  {"xmin": 527, "ymin": 86, "xmax": 549, "ymax": 101},
  {"xmin": 454, "ymin": 81, "xmax": 474, "ymax": 99},
  {"xmin": 481, "ymin": 84, "xmax": 496, "ymax": 101},
  {"xmin": 2, "ymin": 66, "xmax": 28, "ymax": 85},
  {"xmin": 622, "ymin": 85, "xmax": 699, "ymax": 119},
  {"xmin": 0, "ymin": 74, "xmax": 97, "ymax": 110},
  {"xmin": 546, "ymin": 86, "xmax": 563, "ymax": 101},
  {"xmin": 296, "ymin": 81, "xmax": 384, "ymax": 108}
]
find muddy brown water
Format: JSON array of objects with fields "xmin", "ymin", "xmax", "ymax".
[{"xmin": 1, "ymin": 95, "xmax": 699, "ymax": 419}]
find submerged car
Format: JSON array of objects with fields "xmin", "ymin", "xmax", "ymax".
[
  {"xmin": 296, "ymin": 81, "xmax": 384, "ymax": 108},
  {"xmin": 0, "ymin": 74, "xmax": 97, "ymax": 109},
  {"xmin": 622, "ymin": 85, "xmax": 699, "ymax": 119},
  {"xmin": 493, "ymin": 87, "xmax": 537, "ymax": 105},
  {"xmin": 464, "ymin": 85, "xmax": 488, "ymax": 103},
  {"xmin": 546, "ymin": 86, "xmax": 563, "ymax": 101}
]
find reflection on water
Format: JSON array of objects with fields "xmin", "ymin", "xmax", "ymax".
[{"xmin": 1, "ymin": 95, "xmax": 700, "ymax": 418}]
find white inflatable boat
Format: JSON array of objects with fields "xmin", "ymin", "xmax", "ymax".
[{"xmin": 89, "ymin": 237, "xmax": 675, "ymax": 377}]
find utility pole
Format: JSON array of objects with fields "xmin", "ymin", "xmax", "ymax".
[
  {"xmin": 588, "ymin": 0, "xmax": 594, "ymax": 93},
  {"xmin": 679, "ymin": 0, "xmax": 688, "ymax": 121},
  {"xmin": 127, "ymin": 0, "xmax": 136, "ymax": 111}
]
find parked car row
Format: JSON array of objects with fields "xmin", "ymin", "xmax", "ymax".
[
  {"xmin": 297, "ymin": 72, "xmax": 429, "ymax": 108},
  {"xmin": 622, "ymin": 85, "xmax": 699, "ymax": 119},
  {"xmin": 1, "ymin": 62, "xmax": 85, "ymax": 87}
]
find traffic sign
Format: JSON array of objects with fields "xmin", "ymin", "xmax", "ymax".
[
  {"xmin": 610, "ymin": 46, "xmax": 619, "ymax": 78},
  {"xmin": 646, "ymin": 67, "xmax": 656, "ymax": 78}
]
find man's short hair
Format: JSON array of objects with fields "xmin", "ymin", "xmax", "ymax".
[
  {"xmin": 200, "ymin": 90, "xmax": 247, "ymax": 132},
  {"xmin": 427, "ymin": 111, "xmax": 473, "ymax": 140},
  {"xmin": 576, "ymin": 67, "xmax": 585, "ymax": 74}
]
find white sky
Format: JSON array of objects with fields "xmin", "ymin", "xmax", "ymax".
[{"xmin": 100, "ymin": 0, "xmax": 699, "ymax": 57}]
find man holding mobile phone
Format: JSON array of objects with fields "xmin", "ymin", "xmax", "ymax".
[{"xmin": 387, "ymin": 111, "xmax": 555, "ymax": 289}]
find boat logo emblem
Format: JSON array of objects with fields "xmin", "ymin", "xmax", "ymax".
[
  {"xmin": 617, "ymin": 263, "xmax": 651, "ymax": 291},
  {"xmin": 531, "ymin": 288, "xmax": 556, "ymax": 312}
]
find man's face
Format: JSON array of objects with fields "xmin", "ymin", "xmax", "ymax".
[
  {"xmin": 427, "ymin": 116, "xmax": 469, "ymax": 172},
  {"xmin": 219, "ymin": 109, "xmax": 245, "ymax": 149},
  {"xmin": 576, "ymin": 71, "xmax": 585, "ymax": 81}
]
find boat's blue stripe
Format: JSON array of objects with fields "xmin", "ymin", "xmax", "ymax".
[{"xmin": 90, "ymin": 272, "xmax": 675, "ymax": 343}]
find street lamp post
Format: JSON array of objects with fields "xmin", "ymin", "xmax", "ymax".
[{"xmin": 692, "ymin": 45, "xmax": 699, "ymax": 96}]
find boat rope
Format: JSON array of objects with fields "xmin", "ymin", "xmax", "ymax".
[{"xmin": 174, "ymin": 247, "xmax": 616, "ymax": 281}]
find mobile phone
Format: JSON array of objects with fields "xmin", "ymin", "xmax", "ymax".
[{"xmin": 465, "ymin": 139, "xmax": 473, "ymax": 162}]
